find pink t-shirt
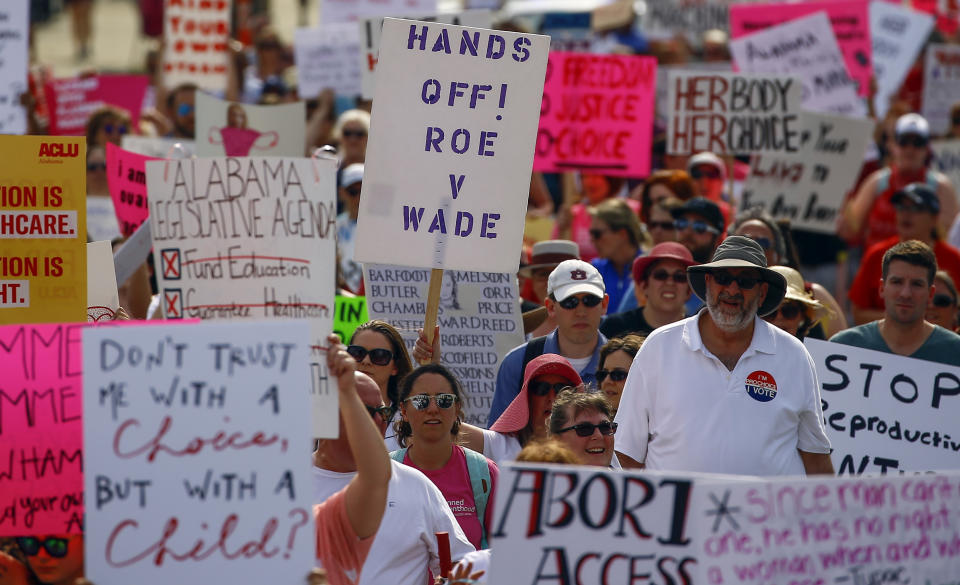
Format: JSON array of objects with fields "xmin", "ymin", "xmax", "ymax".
[
  {"xmin": 402, "ymin": 446, "xmax": 498, "ymax": 550},
  {"xmin": 315, "ymin": 487, "xmax": 374, "ymax": 585}
]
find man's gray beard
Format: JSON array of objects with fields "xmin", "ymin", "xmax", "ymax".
[{"xmin": 706, "ymin": 293, "xmax": 760, "ymax": 332}]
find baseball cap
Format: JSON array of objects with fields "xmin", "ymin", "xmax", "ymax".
[
  {"xmin": 891, "ymin": 182, "xmax": 940, "ymax": 214},
  {"xmin": 341, "ymin": 163, "xmax": 364, "ymax": 188},
  {"xmin": 548, "ymin": 260, "xmax": 605, "ymax": 302},
  {"xmin": 687, "ymin": 152, "xmax": 726, "ymax": 179},
  {"xmin": 895, "ymin": 113, "xmax": 930, "ymax": 140}
]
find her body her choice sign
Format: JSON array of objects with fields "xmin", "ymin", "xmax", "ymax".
[
  {"xmin": 82, "ymin": 320, "xmax": 315, "ymax": 585},
  {"xmin": 354, "ymin": 19, "xmax": 549, "ymax": 273}
]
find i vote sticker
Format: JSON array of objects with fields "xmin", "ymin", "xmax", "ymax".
[{"xmin": 745, "ymin": 370, "xmax": 777, "ymax": 402}]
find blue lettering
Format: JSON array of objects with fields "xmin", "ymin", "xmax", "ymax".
[
  {"xmin": 403, "ymin": 206, "xmax": 426, "ymax": 231},
  {"xmin": 407, "ymin": 24, "xmax": 428, "ymax": 50},
  {"xmin": 480, "ymin": 213, "xmax": 500, "ymax": 238}
]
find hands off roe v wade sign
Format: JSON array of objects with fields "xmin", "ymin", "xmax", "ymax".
[{"xmin": 354, "ymin": 19, "xmax": 549, "ymax": 272}]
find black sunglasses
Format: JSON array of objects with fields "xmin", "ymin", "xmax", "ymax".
[
  {"xmin": 893, "ymin": 201, "xmax": 931, "ymax": 213},
  {"xmin": 746, "ymin": 236, "xmax": 772, "ymax": 250},
  {"xmin": 596, "ymin": 368, "xmax": 628, "ymax": 383},
  {"xmin": 346, "ymin": 345, "xmax": 394, "ymax": 366},
  {"xmin": 690, "ymin": 167, "xmax": 721, "ymax": 180},
  {"xmin": 769, "ymin": 303, "xmax": 803, "ymax": 320},
  {"xmin": 650, "ymin": 269, "xmax": 687, "ymax": 284},
  {"xmin": 557, "ymin": 420, "xmax": 618, "ymax": 437},
  {"xmin": 647, "ymin": 221, "xmax": 675, "ymax": 231},
  {"xmin": 404, "ymin": 393, "xmax": 457, "ymax": 410},
  {"xmin": 342, "ymin": 129, "xmax": 367, "ymax": 139},
  {"xmin": 933, "ymin": 293, "xmax": 956, "ymax": 308},
  {"xmin": 345, "ymin": 185, "xmax": 362, "ymax": 197},
  {"xmin": 897, "ymin": 135, "xmax": 928, "ymax": 148},
  {"xmin": 709, "ymin": 272, "xmax": 761, "ymax": 290},
  {"xmin": 674, "ymin": 218, "xmax": 719, "ymax": 235},
  {"xmin": 104, "ymin": 123, "xmax": 128, "ymax": 135},
  {"xmin": 588, "ymin": 228, "xmax": 609, "ymax": 240},
  {"xmin": 366, "ymin": 404, "xmax": 393, "ymax": 419},
  {"xmin": 17, "ymin": 537, "xmax": 69, "ymax": 558},
  {"xmin": 557, "ymin": 294, "xmax": 603, "ymax": 310},
  {"xmin": 528, "ymin": 381, "xmax": 571, "ymax": 396}
]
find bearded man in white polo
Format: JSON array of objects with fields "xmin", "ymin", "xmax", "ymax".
[{"xmin": 614, "ymin": 236, "xmax": 835, "ymax": 476}]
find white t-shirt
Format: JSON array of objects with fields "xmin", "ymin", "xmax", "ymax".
[
  {"xmin": 481, "ymin": 429, "xmax": 522, "ymax": 465},
  {"xmin": 614, "ymin": 313, "xmax": 832, "ymax": 476},
  {"xmin": 313, "ymin": 461, "xmax": 475, "ymax": 585},
  {"xmin": 384, "ymin": 410, "xmax": 401, "ymax": 453},
  {"xmin": 565, "ymin": 355, "xmax": 592, "ymax": 374}
]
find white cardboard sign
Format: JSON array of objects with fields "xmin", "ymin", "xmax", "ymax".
[
  {"xmin": 87, "ymin": 241, "xmax": 120, "ymax": 322},
  {"xmin": 729, "ymin": 12, "xmax": 866, "ymax": 117},
  {"xmin": 320, "ymin": 0, "xmax": 438, "ymax": 24},
  {"xmin": 922, "ymin": 44, "xmax": 960, "ymax": 136},
  {"xmin": 739, "ymin": 110, "xmax": 873, "ymax": 233},
  {"xmin": 162, "ymin": 0, "xmax": 232, "ymax": 91},
  {"xmin": 642, "ymin": 0, "xmax": 733, "ymax": 44},
  {"xmin": 354, "ymin": 19, "xmax": 550, "ymax": 272},
  {"xmin": 870, "ymin": 2, "xmax": 934, "ymax": 118},
  {"xmin": 0, "ymin": 1, "xmax": 29, "ymax": 135},
  {"xmin": 82, "ymin": 320, "xmax": 315, "ymax": 585},
  {"xmin": 195, "ymin": 93, "xmax": 306, "ymax": 158},
  {"xmin": 931, "ymin": 139, "xmax": 960, "ymax": 193},
  {"xmin": 806, "ymin": 338, "xmax": 960, "ymax": 474},
  {"xmin": 294, "ymin": 24, "xmax": 363, "ymax": 98}
]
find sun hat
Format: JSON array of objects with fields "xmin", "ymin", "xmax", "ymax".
[
  {"xmin": 490, "ymin": 354, "xmax": 582, "ymax": 434},
  {"xmin": 687, "ymin": 235, "xmax": 787, "ymax": 316},
  {"xmin": 891, "ymin": 182, "xmax": 940, "ymax": 214},
  {"xmin": 518, "ymin": 240, "xmax": 580, "ymax": 278},
  {"xmin": 631, "ymin": 241, "xmax": 696, "ymax": 284},
  {"xmin": 547, "ymin": 260, "xmax": 605, "ymax": 302},
  {"xmin": 768, "ymin": 266, "xmax": 829, "ymax": 326},
  {"xmin": 687, "ymin": 152, "xmax": 727, "ymax": 180}
]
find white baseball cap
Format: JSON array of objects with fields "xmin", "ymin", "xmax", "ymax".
[
  {"xmin": 548, "ymin": 260, "xmax": 605, "ymax": 302},
  {"xmin": 341, "ymin": 163, "xmax": 364, "ymax": 188},
  {"xmin": 895, "ymin": 113, "xmax": 930, "ymax": 140}
]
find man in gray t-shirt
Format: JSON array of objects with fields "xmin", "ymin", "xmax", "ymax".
[{"xmin": 831, "ymin": 239, "xmax": 960, "ymax": 366}]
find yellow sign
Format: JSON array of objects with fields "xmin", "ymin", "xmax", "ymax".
[{"xmin": 0, "ymin": 136, "xmax": 87, "ymax": 324}]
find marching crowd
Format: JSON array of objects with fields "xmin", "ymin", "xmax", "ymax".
[{"xmin": 9, "ymin": 0, "xmax": 960, "ymax": 584}]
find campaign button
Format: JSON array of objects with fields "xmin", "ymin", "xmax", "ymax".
[{"xmin": 745, "ymin": 370, "xmax": 777, "ymax": 402}]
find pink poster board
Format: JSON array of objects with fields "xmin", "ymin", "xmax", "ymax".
[
  {"xmin": 106, "ymin": 143, "xmax": 159, "ymax": 237},
  {"xmin": 729, "ymin": 0, "xmax": 871, "ymax": 97},
  {"xmin": 44, "ymin": 75, "xmax": 150, "ymax": 136},
  {"xmin": 534, "ymin": 52, "xmax": 657, "ymax": 178},
  {"xmin": 0, "ymin": 323, "xmax": 84, "ymax": 535}
]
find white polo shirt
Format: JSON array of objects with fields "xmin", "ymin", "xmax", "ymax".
[{"xmin": 614, "ymin": 312, "xmax": 831, "ymax": 476}]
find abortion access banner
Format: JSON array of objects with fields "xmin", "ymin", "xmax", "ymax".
[
  {"xmin": 729, "ymin": 12, "xmax": 865, "ymax": 117},
  {"xmin": 534, "ymin": 52, "xmax": 656, "ymax": 177},
  {"xmin": 0, "ymin": 1, "xmax": 29, "ymax": 135},
  {"xmin": 363, "ymin": 263, "xmax": 523, "ymax": 426},
  {"xmin": 294, "ymin": 24, "xmax": 363, "ymax": 98},
  {"xmin": 870, "ymin": 2, "xmax": 934, "ymax": 118},
  {"xmin": 666, "ymin": 71, "xmax": 802, "ymax": 155},
  {"xmin": 163, "ymin": 0, "xmax": 231, "ymax": 91},
  {"xmin": 106, "ymin": 143, "xmax": 159, "ymax": 237},
  {"xmin": 45, "ymin": 75, "xmax": 150, "ymax": 136},
  {"xmin": 740, "ymin": 111, "xmax": 873, "ymax": 233},
  {"xmin": 83, "ymin": 320, "xmax": 315, "ymax": 585},
  {"xmin": 196, "ymin": 93, "xmax": 306, "ymax": 158},
  {"xmin": 806, "ymin": 338, "xmax": 960, "ymax": 474},
  {"xmin": 146, "ymin": 157, "xmax": 338, "ymax": 436},
  {"xmin": 354, "ymin": 19, "xmax": 549, "ymax": 273},
  {"xmin": 922, "ymin": 44, "xmax": 960, "ymax": 135},
  {"xmin": 0, "ymin": 323, "xmax": 84, "ymax": 535}
]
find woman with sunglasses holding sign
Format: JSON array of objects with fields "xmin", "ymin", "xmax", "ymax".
[
  {"xmin": 548, "ymin": 389, "xmax": 618, "ymax": 467},
  {"xmin": 391, "ymin": 364, "xmax": 498, "ymax": 551}
]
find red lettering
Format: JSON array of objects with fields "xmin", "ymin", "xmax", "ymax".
[{"xmin": 113, "ymin": 416, "xmax": 285, "ymax": 462}]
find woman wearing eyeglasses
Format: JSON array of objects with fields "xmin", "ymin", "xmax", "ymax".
[
  {"xmin": 548, "ymin": 389, "xmax": 617, "ymax": 467},
  {"xmin": 391, "ymin": 364, "xmax": 498, "ymax": 551},
  {"xmin": 763, "ymin": 267, "xmax": 831, "ymax": 341},
  {"xmin": 927, "ymin": 271, "xmax": 960, "ymax": 332},
  {"xmin": 347, "ymin": 320, "xmax": 414, "ymax": 452},
  {"xmin": 595, "ymin": 335, "xmax": 644, "ymax": 412},
  {"xmin": 15, "ymin": 535, "xmax": 83, "ymax": 585}
]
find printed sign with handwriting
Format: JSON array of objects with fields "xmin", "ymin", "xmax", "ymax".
[
  {"xmin": 354, "ymin": 19, "xmax": 549, "ymax": 272},
  {"xmin": 0, "ymin": 1, "xmax": 28, "ymax": 135},
  {"xmin": 0, "ymin": 135, "xmax": 87, "ymax": 324},
  {"xmin": 643, "ymin": 0, "xmax": 733, "ymax": 44},
  {"xmin": 163, "ymin": 0, "xmax": 231, "ymax": 91},
  {"xmin": 44, "ymin": 75, "xmax": 150, "ymax": 136},
  {"xmin": 870, "ymin": 1, "xmax": 934, "ymax": 117},
  {"xmin": 922, "ymin": 44, "xmax": 960, "ymax": 135},
  {"xmin": 0, "ymin": 323, "xmax": 84, "ymax": 535},
  {"xmin": 294, "ymin": 24, "xmax": 363, "ymax": 98},
  {"xmin": 83, "ymin": 320, "xmax": 315, "ymax": 585},
  {"xmin": 107, "ymin": 143, "xmax": 159, "ymax": 237},
  {"xmin": 535, "ymin": 52, "xmax": 657, "ymax": 177},
  {"xmin": 666, "ymin": 70, "xmax": 802, "ymax": 155}
]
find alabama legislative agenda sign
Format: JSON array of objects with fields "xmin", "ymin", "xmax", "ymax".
[{"xmin": 354, "ymin": 19, "xmax": 549, "ymax": 273}]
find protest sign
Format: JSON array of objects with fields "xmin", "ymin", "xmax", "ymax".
[
  {"xmin": 107, "ymin": 143, "xmax": 159, "ymax": 237},
  {"xmin": 655, "ymin": 62, "xmax": 731, "ymax": 126},
  {"xmin": 922, "ymin": 44, "xmax": 960, "ymax": 135},
  {"xmin": 729, "ymin": 0, "xmax": 872, "ymax": 98},
  {"xmin": 83, "ymin": 320, "xmax": 315, "ymax": 585},
  {"xmin": 321, "ymin": 0, "xmax": 438, "ymax": 24},
  {"xmin": 87, "ymin": 241, "xmax": 120, "ymax": 322},
  {"xmin": 534, "ymin": 52, "xmax": 656, "ymax": 177},
  {"xmin": 195, "ymin": 93, "xmax": 306, "ymax": 158},
  {"xmin": 0, "ymin": 323, "xmax": 84, "ymax": 534},
  {"xmin": 642, "ymin": 0, "xmax": 733, "ymax": 44},
  {"xmin": 806, "ymin": 338, "xmax": 960, "ymax": 474},
  {"xmin": 931, "ymin": 139, "xmax": 960, "ymax": 192},
  {"xmin": 294, "ymin": 24, "xmax": 363, "ymax": 98},
  {"xmin": 665, "ymin": 71, "xmax": 802, "ymax": 156},
  {"xmin": 44, "ymin": 75, "xmax": 150, "ymax": 136},
  {"xmin": 870, "ymin": 1, "xmax": 934, "ymax": 118},
  {"xmin": 0, "ymin": 136, "xmax": 86, "ymax": 324},
  {"xmin": 740, "ymin": 111, "xmax": 872, "ymax": 233},
  {"xmin": 122, "ymin": 135, "xmax": 196, "ymax": 158},
  {"xmin": 0, "ymin": 1, "xmax": 29, "ymax": 135},
  {"xmin": 539, "ymin": 12, "xmax": 596, "ymax": 52},
  {"xmin": 113, "ymin": 220, "xmax": 153, "ymax": 288},
  {"xmin": 163, "ymin": 0, "xmax": 231, "ymax": 91},
  {"xmin": 354, "ymin": 19, "xmax": 549, "ymax": 273},
  {"xmin": 363, "ymin": 263, "xmax": 523, "ymax": 425},
  {"xmin": 146, "ymin": 156, "xmax": 338, "ymax": 435},
  {"xmin": 87, "ymin": 196, "xmax": 122, "ymax": 243},
  {"xmin": 333, "ymin": 295, "xmax": 368, "ymax": 344},
  {"xmin": 359, "ymin": 11, "xmax": 494, "ymax": 100},
  {"xmin": 729, "ymin": 12, "xmax": 866, "ymax": 117}
]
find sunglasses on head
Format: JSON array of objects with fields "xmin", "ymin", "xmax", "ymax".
[
  {"xmin": 365, "ymin": 404, "xmax": 393, "ymax": 419},
  {"xmin": 177, "ymin": 103, "xmax": 194, "ymax": 117},
  {"xmin": 346, "ymin": 345, "xmax": 394, "ymax": 366},
  {"xmin": 557, "ymin": 420, "xmax": 618, "ymax": 437},
  {"xmin": 345, "ymin": 185, "xmax": 362, "ymax": 197},
  {"xmin": 404, "ymin": 393, "xmax": 457, "ymax": 410},
  {"xmin": 650, "ymin": 269, "xmax": 687, "ymax": 284},
  {"xmin": 933, "ymin": 293, "xmax": 956, "ymax": 308},
  {"xmin": 528, "ymin": 381, "xmax": 571, "ymax": 396},
  {"xmin": 557, "ymin": 294, "xmax": 603, "ymax": 310},
  {"xmin": 769, "ymin": 303, "xmax": 803, "ymax": 320},
  {"xmin": 596, "ymin": 368, "xmax": 628, "ymax": 383},
  {"xmin": 342, "ymin": 129, "xmax": 367, "ymax": 139},
  {"xmin": 690, "ymin": 167, "xmax": 721, "ymax": 180},
  {"xmin": 647, "ymin": 221, "xmax": 675, "ymax": 231},
  {"xmin": 709, "ymin": 271, "xmax": 761, "ymax": 289},
  {"xmin": 17, "ymin": 537, "xmax": 68, "ymax": 558},
  {"xmin": 896, "ymin": 135, "xmax": 928, "ymax": 149},
  {"xmin": 674, "ymin": 218, "xmax": 719, "ymax": 235}
]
